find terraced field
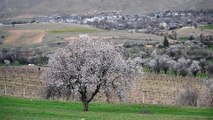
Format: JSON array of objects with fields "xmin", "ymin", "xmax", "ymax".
[
  {"xmin": 0, "ymin": 67, "xmax": 209, "ymax": 106},
  {"xmin": 0, "ymin": 23, "xmax": 168, "ymax": 51}
]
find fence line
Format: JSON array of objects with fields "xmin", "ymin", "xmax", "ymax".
[{"xmin": 0, "ymin": 67, "xmax": 211, "ymax": 105}]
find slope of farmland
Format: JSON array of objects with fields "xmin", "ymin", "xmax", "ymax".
[
  {"xmin": 0, "ymin": 67, "xmax": 210, "ymax": 106},
  {"xmin": 4, "ymin": 30, "xmax": 45, "ymax": 45}
]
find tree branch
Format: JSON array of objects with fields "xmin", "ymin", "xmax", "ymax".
[{"xmin": 88, "ymin": 83, "xmax": 102, "ymax": 102}]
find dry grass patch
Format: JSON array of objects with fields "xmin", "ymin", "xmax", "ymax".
[
  {"xmin": 4, "ymin": 30, "xmax": 45, "ymax": 45},
  {"xmin": 175, "ymin": 27, "xmax": 213, "ymax": 38}
]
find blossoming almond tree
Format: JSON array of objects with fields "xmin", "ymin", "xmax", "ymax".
[{"xmin": 42, "ymin": 39, "xmax": 142, "ymax": 111}]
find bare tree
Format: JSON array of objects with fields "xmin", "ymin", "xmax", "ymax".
[
  {"xmin": 176, "ymin": 86, "xmax": 198, "ymax": 106},
  {"xmin": 199, "ymin": 79, "xmax": 213, "ymax": 107},
  {"xmin": 42, "ymin": 39, "xmax": 142, "ymax": 111}
]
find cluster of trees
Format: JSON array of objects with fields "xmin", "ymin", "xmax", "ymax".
[
  {"xmin": 0, "ymin": 48, "xmax": 48, "ymax": 66},
  {"xmin": 145, "ymin": 49, "xmax": 213, "ymax": 77},
  {"xmin": 41, "ymin": 39, "xmax": 213, "ymax": 110},
  {"xmin": 84, "ymin": 10, "xmax": 213, "ymax": 35},
  {"xmin": 199, "ymin": 34, "xmax": 213, "ymax": 47},
  {"xmin": 165, "ymin": 45, "xmax": 213, "ymax": 60},
  {"xmin": 86, "ymin": 15, "xmax": 160, "ymax": 30}
]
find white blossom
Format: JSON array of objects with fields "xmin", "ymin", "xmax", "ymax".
[
  {"xmin": 42, "ymin": 39, "xmax": 143, "ymax": 111},
  {"xmin": 188, "ymin": 60, "xmax": 200, "ymax": 76}
]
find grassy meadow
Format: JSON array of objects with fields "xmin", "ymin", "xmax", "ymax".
[
  {"xmin": 201, "ymin": 25, "xmax": 213, "ymax": 30},
  {"xmin": 48, "ymin": 27, "xmax": 100, "ymax": 34},
  {"xmin": 0, "ymin": 96, "xmax": 212, "ymax": 120}
]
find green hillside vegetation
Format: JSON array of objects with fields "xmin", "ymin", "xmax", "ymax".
[
  {"xmin": 48, "ymin": 27, "xmax": 100, "ymax": 34},
  {"xmin": 201, "ymin": 25, "xmax": 213, "ymax": 30},
  {"xmin": 0, "ymin": 96, "xmax": 212, "ymax": 120}
]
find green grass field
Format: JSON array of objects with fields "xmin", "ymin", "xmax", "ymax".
[
  {"xmin": 0, "ymin": 96, "xmax": 212, "ymax": 120},
  {"xmin": 48, "ymin": 27, "xmax": 100, "ymax": 33},
  {"xmin": 178, "ymin": 37, "xmax": 188, "ymax": 41},
  {"xmin": 200, "ymin": 25, "xmax": 213, "ymax": 30},
  {"xmin": 208, "ymin": 45, "xmax": 213, "ymax": 51}
]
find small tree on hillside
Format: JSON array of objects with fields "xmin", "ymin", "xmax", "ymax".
[
  {"xmin": 200, "ymin": 79, "xmax": 213, "ymax": 107},
  {"xmin": 176, "ymin": 86, "xmax": 198, "ymax": 106},
  {"xmin": 188, "ymin": 61, "xmax": 200, "ymax": 77},
  {"xmin": 151, "ymin": 49, "xmax": 158, "ymax": 58},
  {"xmin": 206, "ymin": 64, "xmax": 213, "ymax": 77},
  {"xmin": 189, "ymin": 34, "xmax": 194, "ymax": 40},
  {"xmin": 177, "ymin": 57, "xmax": 191, "ymax": 77},
  {"xmin": 4, "ymin": 60, "xmax": 10, "ymax": 66},
  {"xmin": 172, "ymin": 31, "xmax": 177, "ymax": 40},
  {"xmin": 148, "ymin": 59, "xmax": 160, "ymax": 74},
  {"xmin": 158, "ymin": 54, "xmax": 171, "ymax": 74},
  {"xmin": 169, "ymin": 60, "xmax": 180, "ymax": 76},
  {"xmin": 163, "ymin": 36, "xmax": 169, "ymax": 48},
  {"xmin": 42, "ymin": 39, "xmax": 142, "ymax": 111},
  {"xmin": 199, "ymin": 59, "xmax": 207, "ymax": 73}
]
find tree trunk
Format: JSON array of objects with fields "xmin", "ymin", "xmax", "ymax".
[
  {"xmin": 82, "ymin": 101, "xmax": 89, "ymax": 112},
  {"xmin": 164, "ymin": 69, "xmax": 167, "ymax": 74}
]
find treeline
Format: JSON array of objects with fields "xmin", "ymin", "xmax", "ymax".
[{"xmin": 0, "ymin": 47, "xmax": 48, "ymax": 66}]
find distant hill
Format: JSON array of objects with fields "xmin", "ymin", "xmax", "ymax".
[{"xmin": 0, "ymin": 0, "xmax": 213, "ymax": 18}]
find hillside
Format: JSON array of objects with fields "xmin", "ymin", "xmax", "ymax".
[{"xmin": 0, "ymin": 0, "xmax": 213, "ymax": 18}]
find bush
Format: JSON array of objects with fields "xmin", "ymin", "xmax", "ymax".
[
  {"xmin": 206, "ymin": 64, "xmax": 213, "ymax": 77},
  {"xmin": 176, "ymin": 86, "xmax": 198, "ymax": 106},
  {"xmin": 189, "ymin": 35, "xmax": 194, "ymax": 40},
  {"xmin": 4, "ymin": 60, "xmax": 10, "ymax": 65},
  {"xmin": 188, "ymin": 61, "xmax": 200, "ymax": 77},
  {"xmin": 198, "ymin": 79, "xmax": 213, "ymax": 107},
  {"xmin": 163, "ymin": 36, "xmax": 169, "ymax": 48},
  {"xmin": 45, "ymin": 85, "xmax": 63, "ymax": 100},
  {"xmin": 178, "ymin": 67, "xmax": 188, "ymax": 77}
]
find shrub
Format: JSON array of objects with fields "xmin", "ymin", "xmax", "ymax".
[
  {"xmin": 178, "ymin": 67, "xmax": 188, "ymax": 77},
  {"xmin": 199, "ymin": 58, "xmax": 207, "ymax": 73},
  {"xmin": 176, "ymin": 86, "xmax": 198, "ymax": 106},
  {"xmin": 4, "ymin": 60, "xmax": 10, "ymax": 65},
  {"xmin": 188, "ymin": 61, "xmax": 200, "ymax": 77},
  {"xmin": 198, "ymin": 79, "xmax": 213, "ymax": 107},
  {"xmin": 163, "ymin": 36, "xmax": 169, "ymax": 48},
  {"xmin": 206, "ymin": 64, "xmax": 213, "ymax": 77}
]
